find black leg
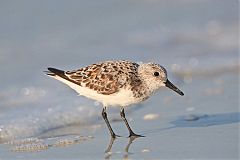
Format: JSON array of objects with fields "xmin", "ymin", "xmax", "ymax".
[
  {"xmin": 102, "ymin": 107, "xmax": 119, "ymax": 138},
  {"xmin": 120, "ymin": 108, "xmax": 144, "ymax": 138}
]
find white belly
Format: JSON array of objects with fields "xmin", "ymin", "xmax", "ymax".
[{"xmin": 52, "ymin": 75, "xmax": 140, "ymax": 107}]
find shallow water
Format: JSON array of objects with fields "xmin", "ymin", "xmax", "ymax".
[{"xmin": 0, "ymin": 0, "xmax": 239, "ymax": 159}]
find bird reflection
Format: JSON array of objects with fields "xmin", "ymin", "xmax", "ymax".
[
  {"xmin": 124, "ymin": 136, "xmax": 138, "ymax": 153},
  {"xmin": 104, "ymin": 136, "xmax": 141, "ymax": 160},
  {"xmin": 105, "ymin": 137, "xmax": 116, "ymax": 153}
]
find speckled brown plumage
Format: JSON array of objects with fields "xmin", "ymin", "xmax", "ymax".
[{"xmin": 63, "ymin": 60, "xmax": 140, "ymax": 95}]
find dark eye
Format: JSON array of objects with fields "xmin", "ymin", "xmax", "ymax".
[{"xmin": 154, "ymin": 72, "xmax": 160, "ymax": 76}]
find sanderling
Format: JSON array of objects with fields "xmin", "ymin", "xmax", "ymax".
[{"xmin": 45, "ymin": 60, "xmax": 184, "ymax": 138}]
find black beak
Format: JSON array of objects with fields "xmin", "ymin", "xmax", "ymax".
[{"xmin": 164, "ymin": 79, "xmax": 184, "ymax": 96}]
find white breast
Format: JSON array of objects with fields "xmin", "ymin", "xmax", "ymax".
[{"xmin": 51, "ymin": 75, "xmax": 140, "ymax": 107}]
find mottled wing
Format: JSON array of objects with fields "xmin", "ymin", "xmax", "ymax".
[{"xmin": 65, "ymin": 61, "xmax": 139, "ymax": 95}]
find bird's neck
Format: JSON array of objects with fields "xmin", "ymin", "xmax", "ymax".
[{"xmin": 130, "ymin": 79, "xmax": 156, "ymax": 101}]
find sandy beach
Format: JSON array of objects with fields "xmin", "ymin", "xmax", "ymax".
[{"xmin": 0, "ymin": 0, "xmax": 239, "ymax": 159}]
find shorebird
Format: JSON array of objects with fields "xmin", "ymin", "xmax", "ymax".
[{"xmin": 45, "ymin": 60, "xmax": 184, "ymax": 138}]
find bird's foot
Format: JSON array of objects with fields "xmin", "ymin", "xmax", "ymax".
[
  {"xmin": 128, "ymin": 132, "xmax": 145, "ymax": 138},
  {"xmin": 111, "ymin": 133, "xmax": 121, "ymax": 139}
]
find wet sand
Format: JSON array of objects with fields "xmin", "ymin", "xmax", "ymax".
[
  {"xmin": 0, "ymin": 1, "xmax": 238, "ymax": 159},
  {"xmin": 0, "ymin": 71, "xmax": 239, "ymax": 159}
]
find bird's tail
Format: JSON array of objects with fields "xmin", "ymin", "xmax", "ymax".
[{"xmin": 44, "ymin": 68, "xmax": 65, "ymax": 78}]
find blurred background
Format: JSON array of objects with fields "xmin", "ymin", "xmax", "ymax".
[{"xmin": 0, "ymin": 0, "xmax": 239, "ymax": 159}]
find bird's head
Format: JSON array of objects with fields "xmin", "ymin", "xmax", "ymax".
[{"xmin": 138, "ymin": 63, "xmax": 184, "ymax": 96}]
